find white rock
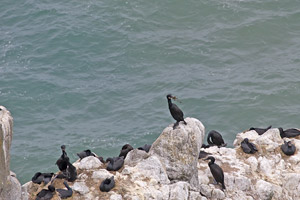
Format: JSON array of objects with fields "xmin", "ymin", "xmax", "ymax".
[
  {"xmin": 189, "ymin": 191, "xmax": 202, "ymax": 200},
  {"xmin": 0, "ymin": 106, "xmax": 22, "ymax": 200},
  {"xmin": 200, "ymin": 184, "xmax": 212, "ymax": 198},
  {"xmin": 234, "ymin": 176, "xmax": 251, "ymax": 191},
  {"xmin": 92, "ymin": 169, "xmax": 114, "ymax": 180},
  {"xmin": 256, "ymin": 180, "xmax": 274, "ymax": 200},
  {"xmin": 124, "ymin": 149, "xmax": 149, "ymax": 167},
  {"xmin": 283, "ymin": 173, "xmax": 300, "ymax": 191},
  {"xmin": 72, "ymin": 182, "xmax": 90, "ymax": 194},
  {"xmin": 212, "ymin": 188, "xmax": 225, "ymax": 199},
  {"xmin": 169, "ymin": 182, "xmax": 190, "ymax": 200},
  {"xmin": 78, "ymin": 156, "xmax": 102, "ymax": 170},
  {"xmin": 246, "ymin": 156, "xmax": 258, "ymax": 171},
  {"xmin": 259, "ymin": 157, "xmax": 274, "ymax": 175},
  {"xmin": 110, "ymin": 194, "xmax": 123, "ymax": 200},
  {"xmin": 150, "ymin": 117, "xmax": 205, "ymax": 188},
  {"xmin": 135, "ymin": 155, "xmax": 170, "ymax": 184}
]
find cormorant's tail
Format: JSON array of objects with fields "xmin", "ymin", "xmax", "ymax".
[
  {"xmin": 266, "ymin": 125, "xmax": 272, "ymax": 130},
  {"xmin": 222, "ymin": 182, "xmax": 226, "ymax": 190}
]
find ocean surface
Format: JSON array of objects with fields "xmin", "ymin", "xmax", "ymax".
[{"xmin": 1, "ymin": 0, "xmax": 300, "ymax": 184}]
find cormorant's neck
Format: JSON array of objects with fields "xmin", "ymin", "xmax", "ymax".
[
  {"xmin": 64, "ymin": 183, "xmax": 71, "ymax": 190},
  {"xmin": 168, "ymin": 99, "xmax": 172, "ymax": 107}
]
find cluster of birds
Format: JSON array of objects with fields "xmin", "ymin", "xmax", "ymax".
[
  {"xmin": 167, "ymin": 94, "xmax": 300, "ymax": 191},
  {"xmin": 32, "ymin": 94, "xmax": 300, "ymax": 197},
  {"xmin": 32, "ymin": 143, "xmax": 151, "ymax": 199}
]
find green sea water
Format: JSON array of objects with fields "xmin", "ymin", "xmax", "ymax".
[{"xmin": 1, "ymin": 0, "xmax": 300, "ymax": 184}]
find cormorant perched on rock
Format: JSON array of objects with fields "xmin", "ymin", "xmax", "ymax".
[
  {"xmin": 66, "ymin": 158, "xmax": 77, "ymax": 182},
  {"xmin": 106, "ymin": 157, "xmax": 124, "ymax": 171},
  {"xmin": 249, "ymin": 125, "xmax": 272, "ymax": 135},
  {"xmin": 56, "ymin": 145, "xmax": 68, "ymax": 172},
  {"xmin": 56, "ymin": 181, "xmax": 73, "ymax": 199},
  {"xmin": 137, "ymin": 144, "xmax": 152, "ymax": 153},
  {"xmin": 119, "ymin": 144, "xmax": 133, "ymax": 158},
  {"xmin": 32, "ymin": 172, "xmax": 54, "ymax": 185},
  {"xmin": 281, "ymin": 141, "xmax": 296, "ymax": 156},
  {"xmin": 56, "ymin": 157, "xmax": 77, "ymax": 182},
  {"xmin": 205, "ymin": 156, "xmax": 226, "ymax": 190},
  {"xmin": 166, "ymin": 94, "xmax": 187, "ymax": 129},
  {"xmin": 35, "ymin": 185, "xmax": 55, "ymax": 200},
  {"xmin": 279, "ymin": 127, "xmax": 300, "ymax": 138},
  {"xmin": 207, "ymin": 130, "xmax": 227, "ymax": 147},
  {"xmin": 32, "ymin": 172, "xmax": 44, "ymax": 184},
  {"xmin": 100, "ymin": 176, "xmax": 115, "ymax": 192},
  {"xmin": 241, "ymin": 138, "xmax": 257, "ymax": 154},
  {"xmin": 77, "ymin": 149, "xmax": 95, "ymax": 160}
]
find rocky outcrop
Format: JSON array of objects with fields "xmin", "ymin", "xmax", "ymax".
[
  {"xmin": 21, "ymin": 117, "xmax": 300, "ymax": 200},
  {"xmin": 0, "ymin": 106, "xmax": 22, "ymax": 200},
  {"xmin": 149, "ymin": 117, "xmax": 205, "ymax": 188}
]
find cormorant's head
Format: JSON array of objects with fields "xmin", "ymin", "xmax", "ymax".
[
  {"xmin": 249, "ymin": 127, "xmax": 255, "ymax": 131},
  {"xmin": 48, "ymin": 185, "xmax": 55, "ymax": 192},
  {"xmin": 61, "ymin": 145, "xmax": 66, "ymax": 150},
  {"xmin": 166, "ymin": 94, "xmax": 173, "ymax": 100},
  {"xmin": 85, "ymin": 149, "xmax": 92, "ymax": 154},
  {"xmin": 243, "ymin": 138, "xmax": 249, "ymax": 143},
  {"xmin": 287, "ymin": 141, "xmax": 293, "ymax": 147},
  {"xmin": 122, "ymin": 144, "xmax": 132, "ymax": 150},
  {"xmin": 106, "ymin": 157, "xmax": 113, "ymax": 163},
  {"xmin": 205, "ymin": 156, "xmax": 215, "ymax": 162}
]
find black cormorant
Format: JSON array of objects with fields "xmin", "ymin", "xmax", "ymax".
[
  {"xmin": 35, "ymin": 185, "xmax": 55, "ymax": 200},
  {"xmin": 77, "ymin": 149, "xmax": 95, "ymax": 159},
  {"xmin": 32, "ymin": 172, "xmax": 43, "ymax": 184},
  {"xmin": 56, "ymin": 145, "xmax": 69, "ymax": 172},
  {"xmin": 119, "ymin": 144, "xmax": 133, "ymax": 158},
  {"xmin": 32, "ymin": 172, "xmax": 54, "ymax": 185},
  {"xmin": 249, "ymin": 125, "xmax": 272, "ymax": 135},
  {"xmin": 100, "ymin": 176, "xmax": 115, "ymax": 192},
  {"xmin": 207, "ymin": 130, "xmax": 227, "ymax": 147},
  {"xmin": 279, "ymin": 127, "xmax": 300, "ymax": 138},
  {"xmin": 281, "ymin": 141, "xmax": 296, "ymax": 156},
  {"xmin": 66, "ymin": 158, "xmax": 77, "ymax": 182},
  {"xmin": 166, "ymin": 94, "xmax": 187, "ymax": 129},
  {"xmin": 138, "ymin": 144, "xmax": 152, "ymax": 153},
  {"xmin": 106, "ymin": 157, "xmax": 124, "ymax": 171},
  {"xmin": 56, "ymin": 181, "xmax": 73, "ymax": 199},
  {"xmin": 241, "ymin": 138, "xmax": 257, "ymax": 154},
  {"xmin": 205, "ymin": 156, "xmax": 226, "ymax": 190},
  {"xmin": 57, "ymin": 157, "xmax": 77, "ymax": 182}
]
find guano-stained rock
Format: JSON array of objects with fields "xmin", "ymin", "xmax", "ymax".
[{"xmin": 150, "ymin": 117, "xmax": 205, "ymax": 188}]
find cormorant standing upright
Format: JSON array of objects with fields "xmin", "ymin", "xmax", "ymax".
[
  {"xmin": 205, "ymin": 156, "xmax": 226, "ymax": 190},
  {"xmin": 207, "ymin": 130, "xmax": 227, "ymax": 147},
  {"xmin": 56, "ymin": 145, "xmax": 68, "ymax": 172},
  {"xmin": 166, "ymin": 94, "xmax": 187, "ymax": 129}
]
